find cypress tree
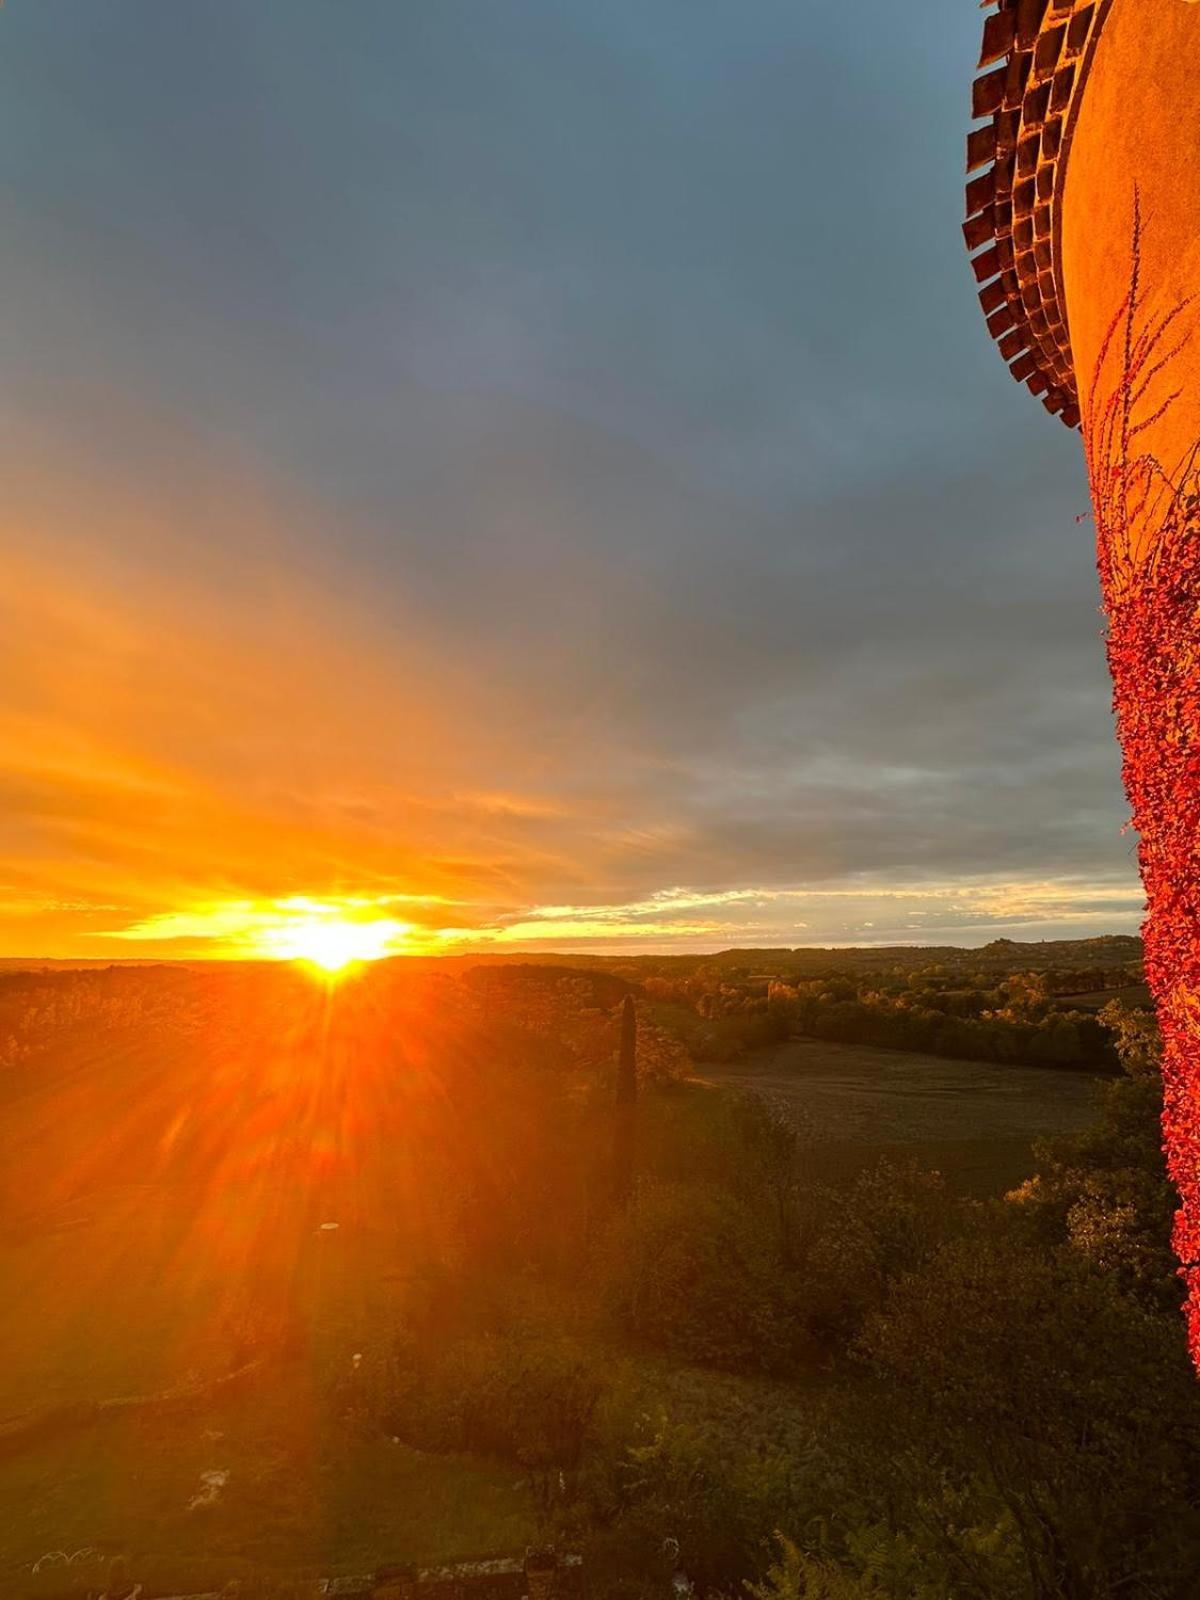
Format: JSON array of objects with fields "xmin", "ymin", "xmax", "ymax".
[{"xmin": 613, "ymin": 993, "xmax": 638, "ymax": 1207}]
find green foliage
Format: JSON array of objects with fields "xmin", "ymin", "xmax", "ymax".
[
  {"xmin": 801, "ymin": 1160, "xmax": 952, "ymax": 1345},
  {"xmin": 856, "ymin": 1232, "xmax": 1200, "ymax": 1598},
  {"xmin": 779, "ymin": 981, "xmax": 1113, "ymax": 1071},
  {"xmin": 639, "ymin": 1084, "xmax": 803, "ymax": 1258},
  {"xmin": 601, "ymin": 1182, "xmax": 798, "ymax": 1372},
  {"xmin": 613, "ymin": 995, "xmax": 639, "ymax": 1208},
  {"xmin": 8, "ymin": 952, "xmax": 1191, "ymax": 1600},
  {"xmin": 748, "ymin": 1534, "xmax": 887, "ymax": 1600},
  {"xmin": 1009, "ymin": 1000, "xmax": 1178, "ymax": 1306},
  {"xmin": 671, "ymin": 957, "xmax": 1136, "ymax": 1072},
  {"xmin": 382, "ymin": 1329, "xmax": 607, "ymax": 1477},
  {"xmin": 582, "ymin": 1410, "xmax": 823, "ymax": 1596}
]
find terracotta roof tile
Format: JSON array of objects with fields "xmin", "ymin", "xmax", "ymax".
[{"xmin": 965, "ymin": 0, "xmax": 1111, "ymax": 427}]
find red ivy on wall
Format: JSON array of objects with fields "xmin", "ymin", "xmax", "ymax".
[{"xmin": 1084, "ymin": 197, "xmax": 1200, "ymax": 1362}]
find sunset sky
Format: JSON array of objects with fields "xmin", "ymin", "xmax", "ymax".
[{"xmin": 0, "ymin": 1, "xmax": 1142, "ymax": 959}]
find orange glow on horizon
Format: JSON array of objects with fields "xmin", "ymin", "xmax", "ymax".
[
  {"xmin": 0, "ymin": 475, "xmax": 1146, "ymax": 961},
  {"xmin": 259, "ymin": 912, "xmax": 413, "ymax": 972},
  {"xmin": 108, "ymin": 897, "xmax": 423, "ymax": 966}
]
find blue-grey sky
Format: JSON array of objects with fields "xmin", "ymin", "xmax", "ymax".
[{"xmin": 0, "ymin": 0, "xmax": 1141, "ymax": 956}]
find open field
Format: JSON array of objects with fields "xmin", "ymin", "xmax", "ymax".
[
  {"xmin": 1055, "ymin": 982, "xmax": 1152, "ymax": 1012},
  {"xmin": 698, "ymin": 1037, "xmax": 1105, "ymax": 1193}
]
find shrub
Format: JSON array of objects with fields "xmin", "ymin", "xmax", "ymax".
[
  {"xmin": 801, "ymin": 1160, "xmax": 952, "ymax": 1345},
  {"xmin": 1008, "ymin": 1001, "xmax": 1178, "ymax": 1308},
  {"xmin": 748, "ymin": 1534, "xmax": 887, "ymax": 1600},
  {"xmin": 857, "ymin": 1233, "xmax": 1200, "ymax": 1597},
  {"xmin": 601, "ymin": 1182, "xmax": 796, "ymax": 1371},
  {"xmin": 580, "ymin": 1412, "xmax": 822, "ymax": 1596},
  {"xmin": 381, "ymin": 1328, "xmax": 607, "ymax": 1475}
]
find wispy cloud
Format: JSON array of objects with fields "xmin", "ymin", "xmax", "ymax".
[{"xmin": 93, "ymin": 875, "xmax": 1145, "ymax": 960}]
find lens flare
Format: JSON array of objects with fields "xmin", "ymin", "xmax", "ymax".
[{"xmin": 260, "ymin": 914, "xmax": 410, "ymax": 971}]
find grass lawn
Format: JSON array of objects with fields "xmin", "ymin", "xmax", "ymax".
[
  {"xmin": 0, "ymin": 1202, "xmax": 539, "ymax": 1598},
  {"xmin": 1, "ymin": 1371, "xmax": 537, "ymax": 1598}
]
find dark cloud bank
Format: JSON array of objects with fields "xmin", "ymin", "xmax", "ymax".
[{"xmin": 0, "ymin": 0, "xmax": 1137, "ymax": 947}]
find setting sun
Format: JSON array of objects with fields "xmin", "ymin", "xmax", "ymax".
[
  {"xmin": 257, "ymin": 909, "xmax": 413, "ymax": 971},
  {"xmin": 101, "ymin": 895, "xmax": 420, "ymax": 965}
]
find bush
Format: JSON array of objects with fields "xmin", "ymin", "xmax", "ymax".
[
  {"xmin": 748, "ymin": 1534, "xmax": 887, "ymax": 1600},
  {"xmin": 801, "ymin": 1160, "xmax": 952, "ymax": 1345},
  {"xmin": 381, "ymin": 1328, "xmax": 607, "ymax": 1475},
  {"xmin": 580, "ymin": 1411, "xmax": 823, "ymax": 1596},
  {"xmin": 639, "ymin": 1085, "xmax": 802, "ymax": 1262},
  {"xmin": 1008, "ymin": 1002, "xmax": 1178, "ymax": 1308},
  {"xmin": 856, "ymin": 1233, "xmax": 1200, "ymax": 1598},
  {"xmin": 601, "ymin": 1182, "xmax": 797, "ymax": 1371}
]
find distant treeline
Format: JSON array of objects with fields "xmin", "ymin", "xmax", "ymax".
[
  {"xmin": 640, "ymin": 961, "xmax": 1146, "ymax": 1069},
  {"xmin": 0, "ymin": 941, "xmax": 1149, "ymax": 1073},
  {"xmin": 772, "ymin": 974, "xmax": 1118, "ymax": 1070},
  {"xmin": 0, "ymin": 964, "xmax": 198, "ymax": 1069},
  {"xmin": 508, "ymin": 932, "xmax": 1144, "ymax": 985}
]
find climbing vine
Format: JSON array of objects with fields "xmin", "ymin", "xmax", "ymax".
[{"xmin": 1084, "ymin": 195, "xmax": 1200, "ymax": 1362}]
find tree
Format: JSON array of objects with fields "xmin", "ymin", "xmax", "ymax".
[
  {"xmin": 1010, "ymin": 1001, "xmax": 1178, "ymax": 1307},
  {"xmin": 613, "ymin": 994, "xmax": 638, "ymax": 1207},
  {"xmin": 858, "ymin": 1234, "xmax": 1200, "ymax": 1598},
  {"xmin": 603, "ymin": 1181, "xmax": 793, "ymax": 1370}
]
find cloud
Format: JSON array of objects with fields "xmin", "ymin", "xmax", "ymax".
[{"xmin": 0, "ymin": 0, "xmax": 1139, "ymax": 956}]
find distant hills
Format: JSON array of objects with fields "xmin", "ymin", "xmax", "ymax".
[{"xmin": 0, "ymin": 935, "xmax": 1143, "ymax": 979}]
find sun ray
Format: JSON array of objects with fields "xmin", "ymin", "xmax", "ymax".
[{"xmin": 257, "ymin": 914, "xmax": 413, "ymax": 972}]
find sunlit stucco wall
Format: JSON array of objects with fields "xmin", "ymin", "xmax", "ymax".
[
  {"xmin": 1062, "ymin": 0, "xmax": 1200, "ymax": 482},
  {"xmin": 1060, "ymin": 0, "xmax": 1200, "ymax": 1359}
]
